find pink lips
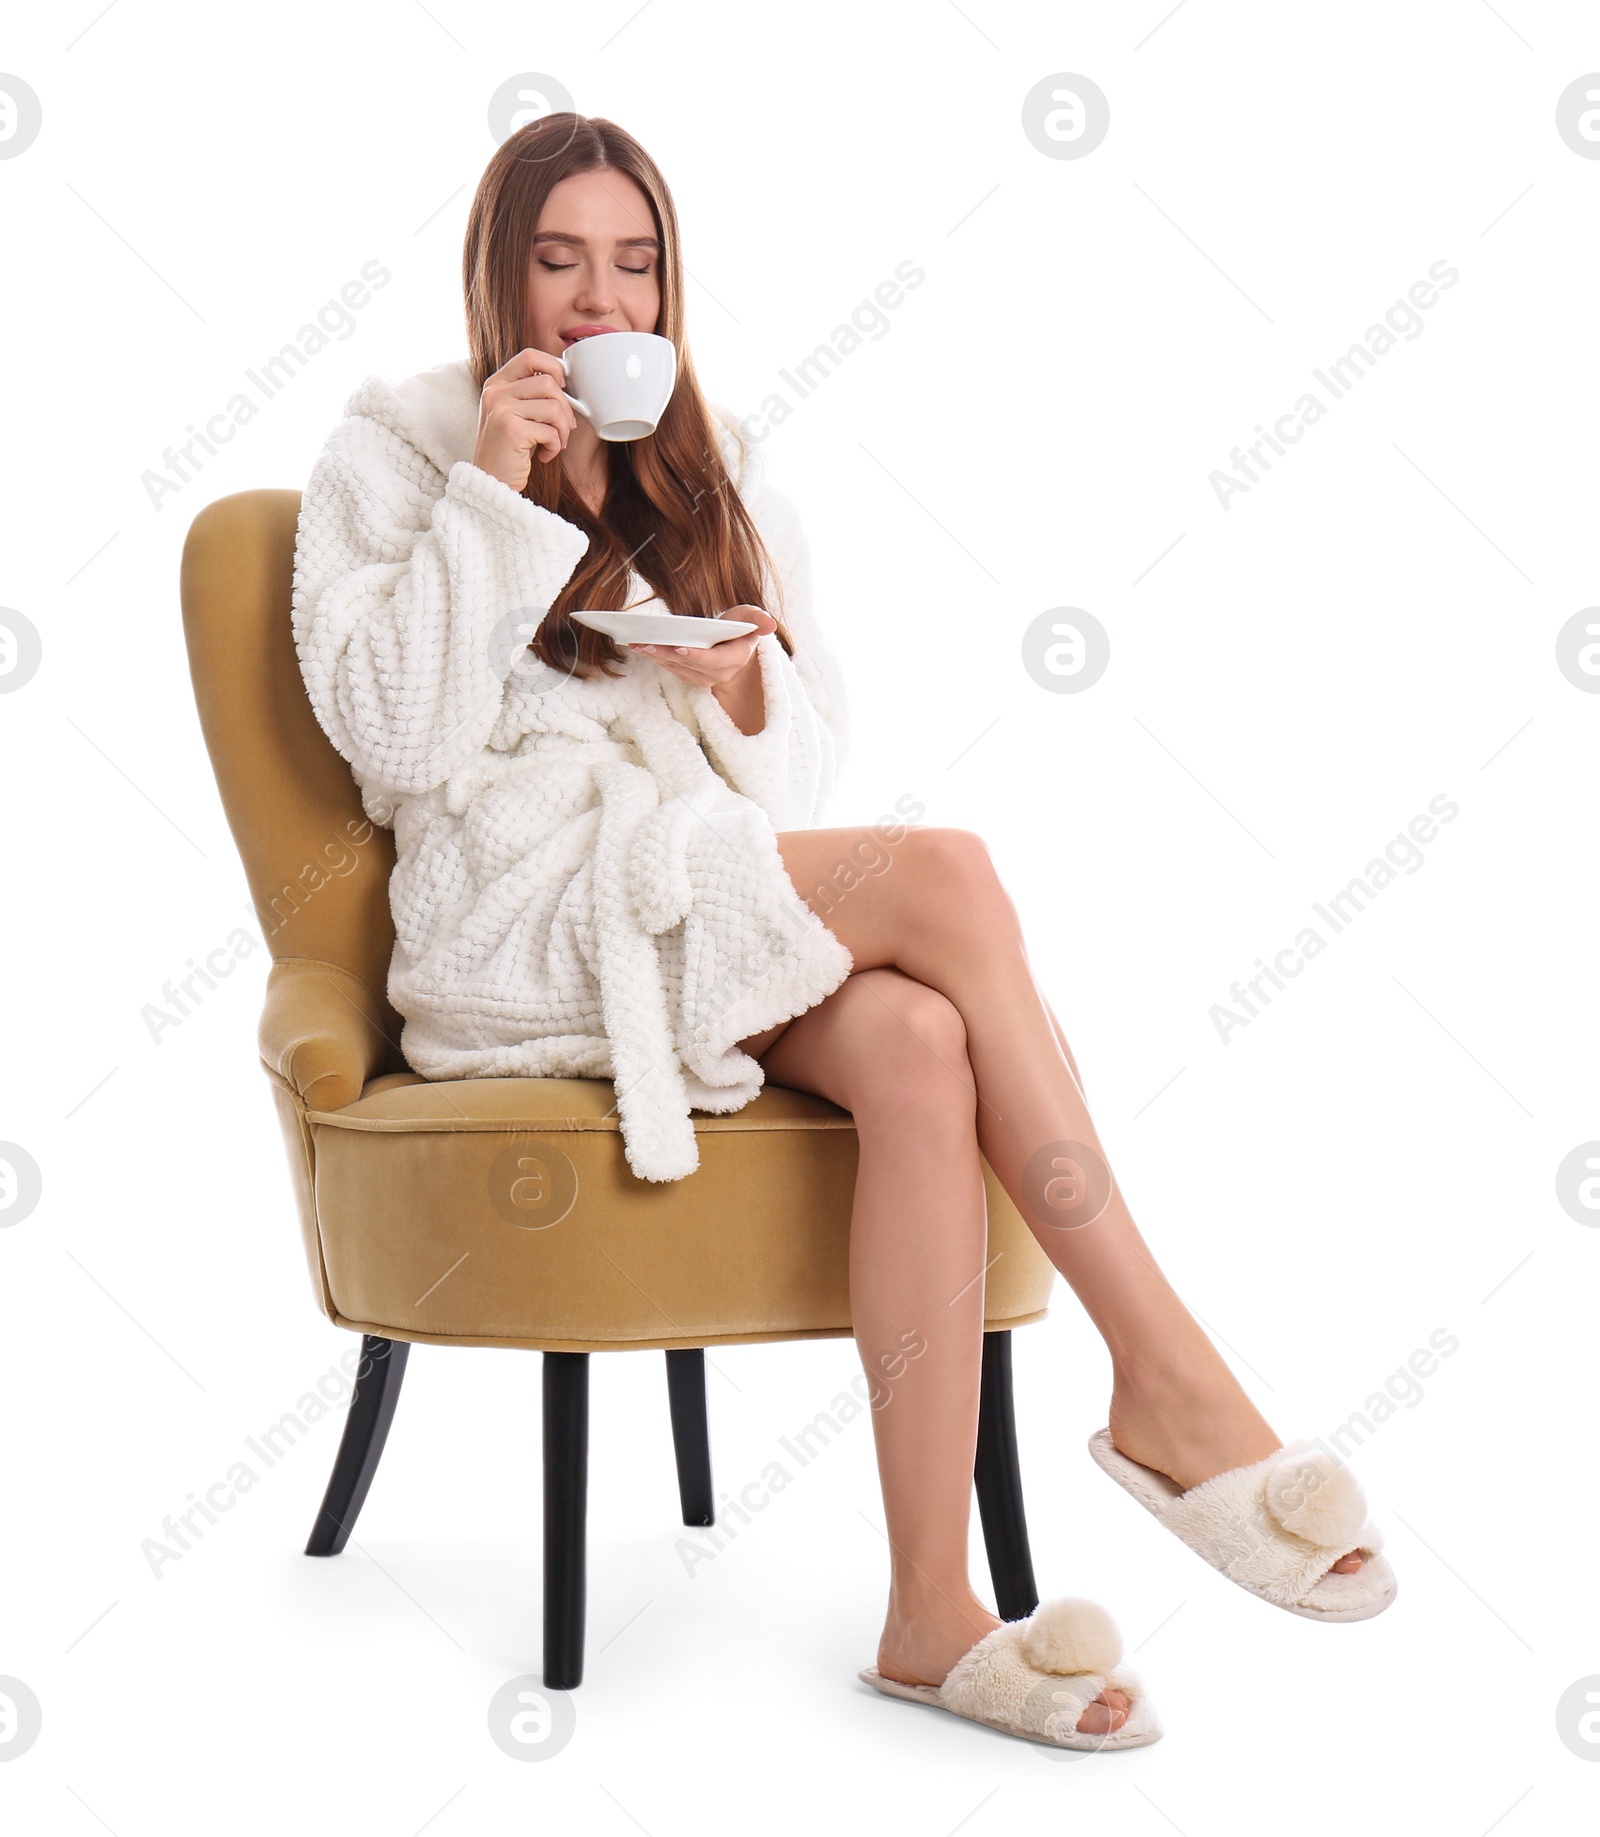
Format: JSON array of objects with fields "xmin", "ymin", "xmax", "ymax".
[{"xmin": 560, "ymin": 324, "xmax": 619, "ymax": 346}]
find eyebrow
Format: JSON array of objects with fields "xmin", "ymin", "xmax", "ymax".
[{"xmin": 532, "ymin": 230, "xmax": 661, "ymax": 250}]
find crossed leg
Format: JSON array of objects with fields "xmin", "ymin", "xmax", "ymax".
[{"xmin": 735, "ymin": 826, "xmax": 1362, "ymax": 1711}]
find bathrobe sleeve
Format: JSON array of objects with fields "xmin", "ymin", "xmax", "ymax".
[
  {"xmin": 291, "ymin": 395, "xmax": 590, "ymax": 799},
  {"xmin": 685, "ymin": 454, "xmax": 851, "ymax": 832}
]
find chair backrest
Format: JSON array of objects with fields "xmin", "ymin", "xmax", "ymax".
[{"xmin": 179, "ymin": 489, "xmax": 406, "ymax": 1061}]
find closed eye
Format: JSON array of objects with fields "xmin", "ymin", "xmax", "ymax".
[{"xmin": 538, "ymin": 259, "xmax": 652, "ymax": 275}]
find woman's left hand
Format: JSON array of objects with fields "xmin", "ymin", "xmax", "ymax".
[{"xmin": 628, "ymin": 605, "xmax": 774, "ymax": 688}]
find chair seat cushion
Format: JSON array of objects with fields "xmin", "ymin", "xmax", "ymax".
[{"xmin": 291, "ymin": 1073, "xmax": 1054, "ymax": 1352}]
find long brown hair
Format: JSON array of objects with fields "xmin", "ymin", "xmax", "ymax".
[{"xmin": 462, "ymin": 113, "xmax": 793, "ymax": 680}]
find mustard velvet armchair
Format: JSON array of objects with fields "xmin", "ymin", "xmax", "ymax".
[{"xmin": 178, "ymin": 487, "xmax": 1057, "ymax": 1688}]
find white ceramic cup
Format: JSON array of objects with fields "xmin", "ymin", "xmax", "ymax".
[{"xmin": 559, "ymin": 331, "xmax": 677, "ymax": 442}]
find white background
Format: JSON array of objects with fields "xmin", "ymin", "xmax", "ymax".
[{"xmin": 2, "ymin": 0, "xmax": 1597, "ymax": 1829}]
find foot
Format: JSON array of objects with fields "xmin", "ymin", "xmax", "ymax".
[
  {"xmin": 1109, "ymin": 1370, "xmax": 1365, "ymax": 1578},
  {"xmin": 877, "ymin": 1589, "xmax": 1130, "ymax": 1736}
]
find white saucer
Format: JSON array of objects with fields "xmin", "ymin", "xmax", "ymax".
[{"xmin": 571, "ymin": 608, "xmax": 758, "ymax": 649}]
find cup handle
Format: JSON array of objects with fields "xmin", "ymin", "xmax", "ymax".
[{"xmin": 556, "ymin": 353, "xmax": 591, "ymax": 421}]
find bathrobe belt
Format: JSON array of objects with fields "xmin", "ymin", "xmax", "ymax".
[{"xmin": 446, "ymin": 729, "xmax": 728, "ymax": 1181}]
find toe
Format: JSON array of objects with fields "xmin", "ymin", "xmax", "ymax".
[
  {"xmin": 1328, "ymin": 1550, "xmax": 1364, "ymax": 1574},
  {"xmin": 1075, "ymin": 1687, "xmax": 1130, "ymax": 1735}
]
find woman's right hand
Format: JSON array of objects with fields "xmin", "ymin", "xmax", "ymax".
[{"xmin": 471, "ymin": 348, "xmax": 578, "ymax": 492}]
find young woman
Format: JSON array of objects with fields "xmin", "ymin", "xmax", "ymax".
[{"xmin": 293, "ymin": 112, "xmax": 1394, "ymax": 1752}]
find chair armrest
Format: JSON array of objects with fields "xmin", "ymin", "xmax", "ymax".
[{"xmin": 258, "ymin": 958, "xmax": 397, "ymax": 1111}]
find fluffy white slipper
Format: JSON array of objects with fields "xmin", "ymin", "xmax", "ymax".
[
  {"xmin": 859, "ymin": 1597, "xmax": 1161, "ymax": 1751},
  {"xmin": 1088, "ymin": 1429, "xmax": 1397, "ymax": 1622}
]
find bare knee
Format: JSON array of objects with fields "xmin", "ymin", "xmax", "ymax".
[
  {"xmin": 837, "ymin": 971, "xmax": 975, "ymax": 1117},
  {"xmin": 903, "ymin": 827, "xmax": 999, "ymax": 895},
  {"xmin": 896, "ymin": 828, "xmax": 1017, "ymax": 940}
]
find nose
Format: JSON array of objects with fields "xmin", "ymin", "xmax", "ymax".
[{"xmin": 574, "ymin": 261, "xmax": 615, "ymax": 317}]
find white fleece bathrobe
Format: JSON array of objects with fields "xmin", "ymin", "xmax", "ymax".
[{"xmin": 291, "ymin": 358, "xmax": 855, "ymax": 1182}]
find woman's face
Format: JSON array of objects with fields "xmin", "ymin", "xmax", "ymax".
[{"xmin": 524, "ymin": 167, "xmax": 662, "ymax": 359}]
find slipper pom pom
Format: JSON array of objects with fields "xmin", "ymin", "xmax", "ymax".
[
  {"xmin": 1021, "ymin": 1597, "xmax": 1122, "ymax": 1677},
  {"xmin": 1263, "ymin": 1445, "xmax": 1370, "ymax": 1547}
]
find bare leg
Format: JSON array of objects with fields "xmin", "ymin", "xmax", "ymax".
[
  {"xmin": 742, "ymin": 967, "xmax": 1129, "ymax": 1732},
  {"xmin": 762, "ymin": 825, "xmax": 1364, "ymax": 1576}
]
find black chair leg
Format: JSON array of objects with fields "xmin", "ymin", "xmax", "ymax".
[
  {"xmin": 975, "ymin": 1329, "xmax": 1039, "ymax": 1621},
  {"xmin": 543, "ymin": 1351, "xmax": 590, "ymax": 1689},
  {"xmin": 305, "ymin": 1334, "xmax": 411, "ymax": 1556},
  {"xmin": 663, "ymin": 1349, "xmax": 715, "ymax": 1526}
]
